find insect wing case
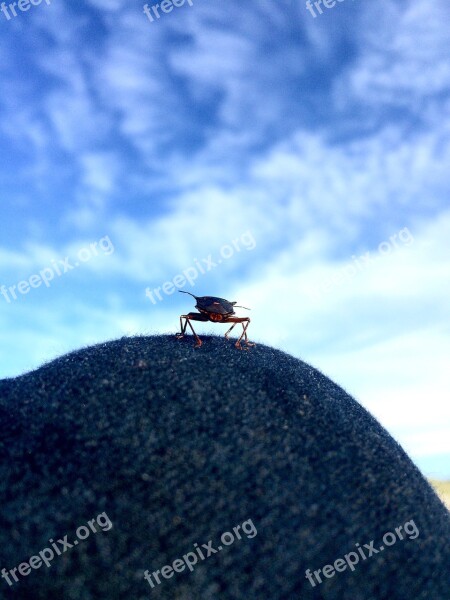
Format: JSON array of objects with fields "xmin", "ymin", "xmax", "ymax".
[{"xmin": 196, "ymin": 296, "xmax": 236, "ymax": 316}]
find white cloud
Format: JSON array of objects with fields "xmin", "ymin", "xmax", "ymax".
[{"xmin": 336, "ymin": 0, "xmax": 450, "ymax": 110}]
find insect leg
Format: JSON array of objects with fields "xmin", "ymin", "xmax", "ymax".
[
  {"xmin": 176, "ymin": 315, "xmax": 188, "ymax": 339},
  {"xmin": 185, "ymin": 316, "xmax": 202, "ymax": 348},
  {"xmin": 236, "ymin": 318, "xmax": 255, "ymax": 348},
  {"xmin": 224, "ymin": 322, "xmax": 238, "ymax": 339}
]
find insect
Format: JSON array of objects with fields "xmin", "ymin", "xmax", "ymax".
[{"xmin": 175, "ymin": 291, "xmax": 255, "ymax": 349}]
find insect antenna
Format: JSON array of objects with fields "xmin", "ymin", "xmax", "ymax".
[
  {"xmin": 179, "ymin": 290, "xmax": 198, "ymax": 299},
  {"xmin": 234, "ymin": 305, "xmax": 250, "ymax": 310}
]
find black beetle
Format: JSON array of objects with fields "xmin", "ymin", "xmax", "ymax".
[{"xmin": 175, "ymin": 291, "xmax": 254, "ymax": 349}]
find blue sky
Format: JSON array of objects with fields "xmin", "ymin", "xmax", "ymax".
[{"xmin": 0, "ymin": 0, "xmax": 449, "ymax": 478}]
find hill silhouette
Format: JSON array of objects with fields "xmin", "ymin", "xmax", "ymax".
[{"xmin": 0, "ymin": 335, "xmax": 448, "ymax": 599}]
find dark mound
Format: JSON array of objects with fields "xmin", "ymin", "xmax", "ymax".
[{"xmin": 0, "ymin": 335, "xmax": 448, "ymax": 600}]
